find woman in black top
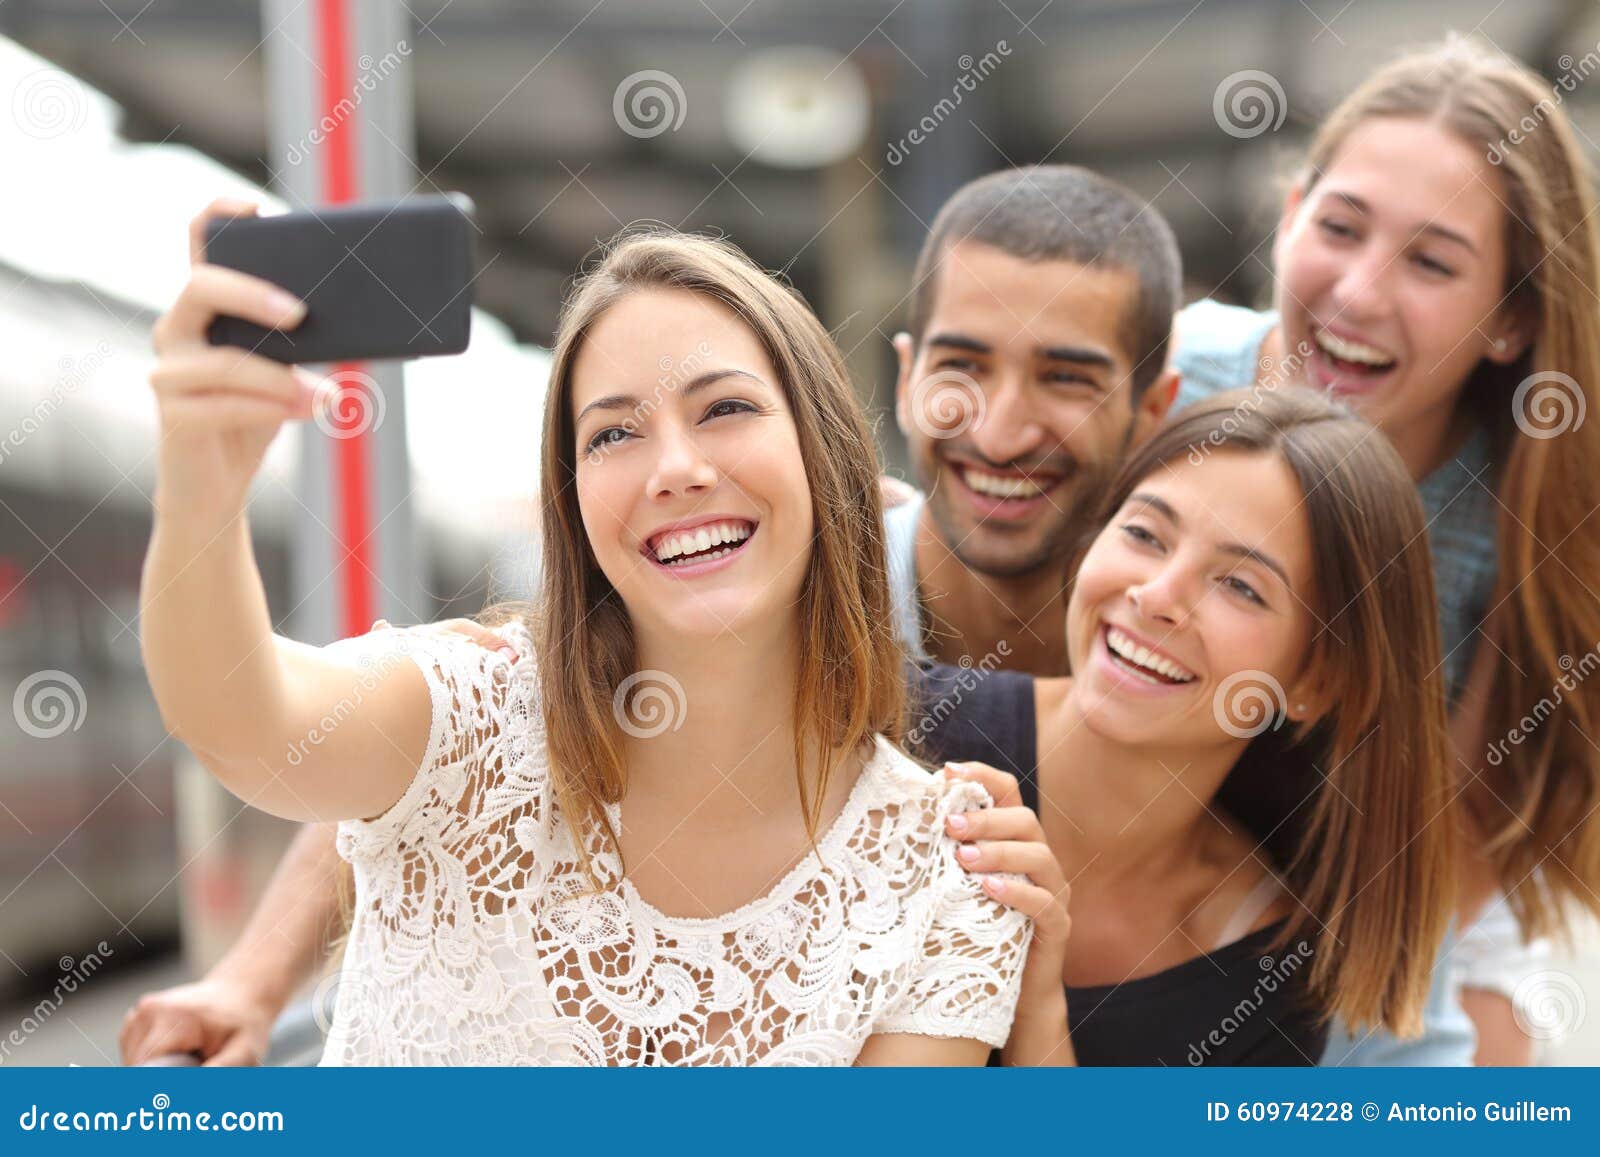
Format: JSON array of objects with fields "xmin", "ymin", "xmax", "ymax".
[
  {"xmin": 909, "ymin": 390, "xmax": 1458, "ymax": 1066},
  {"xmin": 914, "ymin": 663, "xmax": 1325, "ymax": 1065}
]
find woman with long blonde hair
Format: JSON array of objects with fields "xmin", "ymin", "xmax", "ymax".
[
  {"xmin": 137, "ymin": 215, "xmax": 1033, "ymax": 1065},
  {"xmin": 1173, "ymin": 35, "xmax": 1600, "ymax": 1063}
]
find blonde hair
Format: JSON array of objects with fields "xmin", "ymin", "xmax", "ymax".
[{"xmin": 1298, "ymin": 36, "xmax": 1600, "ymax": 941}]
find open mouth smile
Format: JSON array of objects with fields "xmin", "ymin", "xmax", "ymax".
[
  {"xmin": 1100, "ymin": 622, "xmax": 1198, "ymax": 687},
  {"xmin": 642, "ymin": 517, "xmax": 758, "ymax": 575},
  {"xmin": 952, "ymin": 462, "xmax": 1065, "ymax": 519}
]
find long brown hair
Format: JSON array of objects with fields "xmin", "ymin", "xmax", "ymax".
[
  {"xmin": 1300, "ymin": 37, "xmax": 1600, "ymax": 941},
  {"xmin": 485, "ymin": 228, "xmax": 904, "ymax": 886},
  {"xmin": 1095, "ymin": 386, "xmax": 1458, "ymax": 1036}
]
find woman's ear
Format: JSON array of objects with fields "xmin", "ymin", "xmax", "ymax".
[
  {"xmin": 1485, "ymin": 311, "xmax": 1534, "ymax": 365},
  {"xmin": 1283, "ymin": 670, "xmax": 1333, "ymax": 727}
]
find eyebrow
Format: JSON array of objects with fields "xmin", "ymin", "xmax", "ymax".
[
  {"xmin": 1323, "ymin": 191, "xmax": 1480, "ymax": 256},
  {"xmin": 1125, "ymin": 492, "xmax": 1292, "ymax": 588},
  {"xmin": 927, "ymin": 331, "xmax": 1116, "ymax": 369},
  {"xmin": 575, "ymin": 368, "xmax": 765, "ymax": 426}
]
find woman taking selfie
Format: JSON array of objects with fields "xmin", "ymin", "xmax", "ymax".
[
  {"xmin": 137, "ymin": 213, "xmax": 1033, "ymax": 1065},
  {"xmin": 1172, "ymin": 37, "xmax": 1600, "ymax": 1062},
  {"xmin": 912, "ymin": 388, "xmax": 1458, "ymax": 1065}
]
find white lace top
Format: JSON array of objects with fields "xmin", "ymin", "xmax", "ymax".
[{"xmin": 320, "ymin": 620, "xmax": 1031, "ymax": 1066}]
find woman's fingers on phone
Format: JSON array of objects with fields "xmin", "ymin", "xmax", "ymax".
[
  {"xmin": 154, "ymin": 264, "xmax": 305, "ymax": 354},
  {"xmin": 189, "ymin": 198, "xmax": 258, "ymax": 265}
]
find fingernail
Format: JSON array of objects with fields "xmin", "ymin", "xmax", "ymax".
[
  {"xmin": 958, "ymin": 844, "xmax": 979, "ymax": 863},
  {"xmin": 268, "ymin": 289, "xmax": 306, "ymax": 323},
  {"xmin": 947, "ymin": 813, "xmax": 968, "ymax": 834},
  {"xmin": 986, "ymin": 877, "xmax": 1007, "ymax": 896},
  {"xmin": 497, "ymin": 646, "xmax": 518, "ymax": 662}
]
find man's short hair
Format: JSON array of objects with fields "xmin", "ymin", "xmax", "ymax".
[{"xmin": 908, "ymin": 165, "xmax": 1182, "ymax": 397}]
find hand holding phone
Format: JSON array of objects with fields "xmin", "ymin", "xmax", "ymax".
[{"xmin": 203, "ymin": 194, "xmax": 475, "ymax": 364}]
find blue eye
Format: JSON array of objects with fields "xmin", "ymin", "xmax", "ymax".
[{"xmin": 584, "ymin": 425, "xmax": 633, "ymax": 454}]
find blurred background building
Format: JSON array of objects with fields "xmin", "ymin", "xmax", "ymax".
[{"xmin": 0, "ymin": 0, "xmax": 1596, "ymax": 1064}]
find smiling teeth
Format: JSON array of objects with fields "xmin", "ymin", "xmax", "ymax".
[
  {"xmin": 1313, "ymin": 328, "xmax": 1395, "ymax": 368},
  {"xmin": 652, "ymin": 520, "xmax": 753, "ymax": 563},
  {"xmin": 1106, "ymin": 626, "xmax": 1196, "ymax": 683},
  {"xmin": 961, "ymin": 467, "xmax": 1051, "ymax": 499}
]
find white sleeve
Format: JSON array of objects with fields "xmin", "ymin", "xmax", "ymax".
[
  {"xmin": 874, "ymin": 782, "xmax": 1032, "ymax": 1047},
  {"xmin": 1453, "ymin": 897, "xmax": 1549, "ymax": 996},
  {"xmin": 333, "ymin": 625, "xmax": 515, "ymax": 862}
]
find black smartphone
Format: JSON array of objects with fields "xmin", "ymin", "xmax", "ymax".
[{"xmin": 203, "ymin": 193, "xmax": 475, "ymax": 364}]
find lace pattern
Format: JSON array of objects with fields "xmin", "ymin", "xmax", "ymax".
[{"xmin": 321, "ymin": 621, "xmax": 1030, "ymax": 1066}]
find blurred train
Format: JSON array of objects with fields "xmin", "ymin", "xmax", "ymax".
[
  {"xmin": 0, "ymin": 36, "xmax": 551, "ymax": 994},
  {"xmin": 0, "ymin": 257, "xmax": 548, "ymax": 998}
]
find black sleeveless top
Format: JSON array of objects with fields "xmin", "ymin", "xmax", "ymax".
[{"xmin": 908, "ymin": 661, "xmax": 1329, "ymax": 1066}]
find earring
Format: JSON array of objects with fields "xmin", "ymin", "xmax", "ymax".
[
  {"xmin": 1494, "ymin": 338, "xmax": 1508, "ymax": 351},
  {"xmin": 1295, "ymin": 703, "xmax": 1306, "ymax": 713}
]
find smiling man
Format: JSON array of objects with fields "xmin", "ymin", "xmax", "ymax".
[{"xmin": 887, "ymin": 166, "xmax": 1183, "ymax": 675}]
